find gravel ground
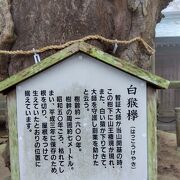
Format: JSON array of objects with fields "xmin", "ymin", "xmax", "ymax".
[
  {"xmin": 0, "ymin": 129, "xmax": 10, "ymax": 180},
  {"xmin": 158, "ymin": 130, "xmax": 180, "ymax": 180}
]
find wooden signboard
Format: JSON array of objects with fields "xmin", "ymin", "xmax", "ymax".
[{"xmin": 0, "ymin": 42, "xmax": 169, "ymax": 180}]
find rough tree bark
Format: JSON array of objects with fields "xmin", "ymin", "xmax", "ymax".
[
  {"xmin": 0, "ymin": 0, "xmax": 14, "ymax": 80},
  {"xmin": 0, "ymin": 0, "xmax": 172, "ymax": 170},
  {"xmin": 0, "ymin": 0, "xmax": 172, "ymax": 77}
]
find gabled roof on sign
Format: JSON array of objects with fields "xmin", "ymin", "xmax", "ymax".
[{"xmin": 0, "ymin": 42, "xmax": 169, "ymax": 93}]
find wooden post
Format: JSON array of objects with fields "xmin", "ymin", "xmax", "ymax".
[
  {"xmin": 147, "ymin": 86, "xmax": 157, "ymax": 180},
  {"xmin": 7, "ymin": 90, "xmax": 20, "ymax": 180},
  {"xmin": 169, "ymin": 81, "xmax": 180, "ymax": 89},
  {"xmin": 175, "ymin": 107, "xmax": 180, "ymax": 151}
]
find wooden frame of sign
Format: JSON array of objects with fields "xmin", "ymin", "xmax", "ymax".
[{"xmin": 0, "ymin": 42, "xmax": 169, "ymax": 180}]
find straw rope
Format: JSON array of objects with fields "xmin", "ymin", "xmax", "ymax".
[{"xmin": 0, "ymin": 35, "xmax": 155, "ymax": 56}]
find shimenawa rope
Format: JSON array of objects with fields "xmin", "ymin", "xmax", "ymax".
[{"xmin": 0, "ymin": 35, "xmax": 155, "ymax": 56}]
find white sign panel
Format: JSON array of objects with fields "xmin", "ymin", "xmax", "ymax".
[{"xmin": 16, "ymin": 53, "xmax": 147, "ymax": 180}]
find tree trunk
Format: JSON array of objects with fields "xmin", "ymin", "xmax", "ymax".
[
  {"xmin": 0, "ymin": 0, "xmax": 172, "ymax": 77},
  {"xmin": 0, "ymin": 0, "xmax": 15, "ymax": 80},
  {"xmin": 0, "ymin": 0, "xmax": 172, "ymax": 170}
]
